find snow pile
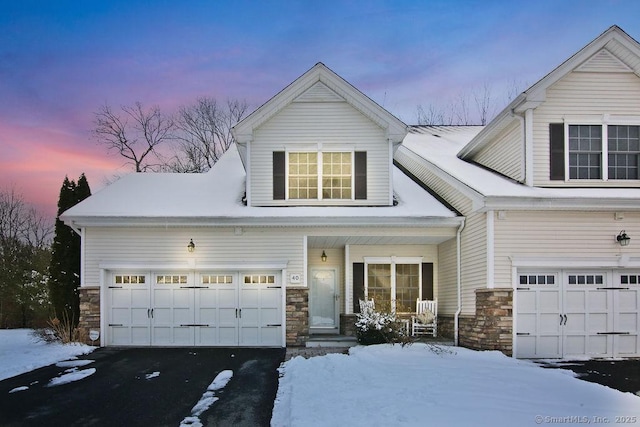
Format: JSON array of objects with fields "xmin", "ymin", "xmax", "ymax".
[
  {"xmin": 0, "ymin": 329, "xmax": 95, "ymax": 381},
  {"xmin": 180, "ymin": 369, "xmax": 234, "ymax": 427},
  {"xmin": 47, "ymin": 367, "xmax": 96, "ymax": 387},
  {"xmin": 272, "ymin": 344, "xmax": 640, "ymax": 427}
]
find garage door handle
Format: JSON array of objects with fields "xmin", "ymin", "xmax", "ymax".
[
  {"xmin": 597, "ymin": 332, "xmax": 630, "ymax": 335},
  {"xmin": 235, "ymin": 308, "xmax": 242, "ymax": 318}
]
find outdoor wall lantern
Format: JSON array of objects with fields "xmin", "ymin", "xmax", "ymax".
[
  {"xmin": 321, "ymin": 250, "xmax": 327, "ymax": 262},
  {"xmin": 617, "ymin": 230, "xmax": 631, "ymax": 247},
  {"xmin": 187, "ymin": 239, "xmax": 196, "ymax": 253}
]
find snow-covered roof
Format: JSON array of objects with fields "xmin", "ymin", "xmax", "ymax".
[
  {"xmin": 402, "ymin": 126, "xmax": 640, "ymax": 211},
  {"xmin": 61, "ymin": 143, "xmax": 460, "ymax": 228}
]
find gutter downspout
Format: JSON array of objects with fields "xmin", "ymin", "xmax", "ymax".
[{"xmin": 454, "ymin": 218, "xmax": 465, "ymax": 346}]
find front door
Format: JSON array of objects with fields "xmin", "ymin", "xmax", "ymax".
[{"xmin": 310, "ymin": 268, "xmax": 339, "ymax": 333}]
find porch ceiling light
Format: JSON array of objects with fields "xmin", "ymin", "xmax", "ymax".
[
  {"xmin": 616, "ymin": 230, "xmax": 630, "ymax": 247},
  {"xmin": 187, "ymin": 239, "xmax": 196, "ymax": 253},
  {"xmin": 321, "ymin": 250, "xmax": 327, "ymax": 262}
]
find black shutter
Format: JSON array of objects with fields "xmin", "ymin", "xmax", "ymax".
[
  {"xmin": 354, "ymin": 151, "xmax": 367, "ymax": 200},
  {"xmin": 422, "ymin": 263, "xmax": 434, "ymax": 301},
  {"xmin": 353, "ymin": 263, "xmax": 365, "ymax": 313},
  {"xmin": 549, "ymin": 123, "xmax": 565, "ymax": 181},
  {"xmin": 273, "ymin": 151, "xmax": 285, "ymax": 200}
]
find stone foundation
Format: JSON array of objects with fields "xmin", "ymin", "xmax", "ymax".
[
  {"xmin": 437, "ymin": 289, "xmax": 513, "ymax": 356},
  {"xmin": 78, "ymin": 286, "xmax": 100, "ymax": 345},
  {"xmin": 340, "ymin": 314, "xmax": 357, "ymax": 337},
  {"xmin": 286, "ymin": 288, "xmax": 309, "ymax": 346}
]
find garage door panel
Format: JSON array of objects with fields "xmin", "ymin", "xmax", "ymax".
[
  {"xmin": 619, "ymin": 290, "xmax": 638, "ymax": 311},
  {"xmin": 588, "ymin": 291, "xmax": 609, "ymax": 311},
  {"xmin": 131, "ymin": 308, "xmax": 149, "ymax": 324},
  {"xmin": 518, "ymin": 313, "xmax": 537, "ymax": 333},
  {"xmin": 617, "ymin": 335, "xmax": 639, "ymax": 355},
  {"xmin": 538, "ymin": 336, "xmax": 561, "ymax": 358},
  {"xmin": 618, "ymin": 312, "xmax": 638, "ymax": 331},
  {"xmin": 539, "ymin": 291, "xmax": 560, "ymax": 312},
  {"xmin": 564, "ymin": 291, "xmax": 585, "ymax": 311},
  {"xmin": 261, "ymin": 308, "xmax": 279, "ymax": 324},
  {"xmin": 539, "ymin": 313, "xmax": 561, "ymax": 334},
  {"xmin": 198, "ymin": 308, "xmax": 217, "ymax": 324}
]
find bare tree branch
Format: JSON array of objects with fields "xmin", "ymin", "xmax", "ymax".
[{"xmin": 93, "ymin": 102, "xmax": 174, "ymax": 172}]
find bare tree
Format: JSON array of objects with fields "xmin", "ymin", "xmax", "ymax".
[
  {"xmin": 93, "ymin": 102, "xmax": 174, "ymax": 172},
  {"xmin": 472, "ymin": 83, "xmax": 495, "ymax": 126},
  {"xmin": 170, "ymin": 98, "xmax": 248, "ymax": 173},
  {"xmin": 415, "ymin": 83, "xmax": 501, "ymax": 126}
]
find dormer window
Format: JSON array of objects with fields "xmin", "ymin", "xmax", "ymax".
[
  {"xmin": 273, "ymin": 150, "xmax": 367, "ymax": 201},
  {"xmin": 550, "ymin": 123, "xmax": 639, "ymax": 181}
]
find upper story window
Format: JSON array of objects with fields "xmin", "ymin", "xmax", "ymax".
[
  {"xmin": 550, "ymin": 123, "xmax": 640, "ymax": 181},
  {"xmin": 273, "ymin": 150, "xmax": 366, "ymax": 201}
]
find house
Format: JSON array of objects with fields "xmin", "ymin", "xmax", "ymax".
[{"xmin": 61, "ymin": 25, "xmax": 640, "ymax": 359}]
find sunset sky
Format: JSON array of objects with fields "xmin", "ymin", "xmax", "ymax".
[{"xmin": 2, "ymin": 0, "xmax": 639, "ymax": 219}]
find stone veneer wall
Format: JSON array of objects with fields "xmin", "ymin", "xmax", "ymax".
[
  {"xmin": 286, "ymin": 288, "xmax": 309, "ymax": 346},
  {"xmin": 340, "ymin": 314, "xmax": 357, "ymax": 337},
  {"xmin": 438, "ymin": 288, "xmax": 513, "ymax": 356},
  {"xmin": 78, "ymin": 286, "xmax": 100, "ymax": 345}
]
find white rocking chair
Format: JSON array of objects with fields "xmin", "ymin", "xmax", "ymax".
[
  {"xmin": 411, "ymin": 299, "xmax": 437, "ymax": 337},
  {"xmin": 359, "ymin": 298, "xmax": 375, "ymax": 313}
]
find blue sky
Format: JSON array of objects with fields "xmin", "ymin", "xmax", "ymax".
[{"xmin": 1, "ymin": 0, "xmax": 639, "ymax": 216}]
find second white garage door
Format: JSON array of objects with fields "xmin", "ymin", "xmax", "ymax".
[
  {"xmin": 107, "ymin": 271, "xmax": 283, "ymax": 347},
  {"xmin": 515, "ymin": 269, "xmax": 640, "ymax": 359}
]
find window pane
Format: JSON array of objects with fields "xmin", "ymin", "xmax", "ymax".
[
  {"xmin": 569, "ymin": 125, "xmax": 602, "ymax": 179},
  {"xmin": 367, "ymin": 264, "xmax": 391, "ymax": 307},
  {"xmin": 608, "ymin": 125, "xmax": 639, "ymax": 180},
  {"xmin": 396, "ymin": 264, "xmax": 419, "ymax": 312},
  {"xmin": 322, "ymin": 152, "xmax": 352, "ymax": 199},
  {"xmin": 288, "ymin": 152, "xmax": 318, "ymax": 199}
]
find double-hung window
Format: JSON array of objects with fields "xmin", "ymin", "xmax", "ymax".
[{"xmin": 550, "ymin": 122, "xmax": 640, "ymax": 181}]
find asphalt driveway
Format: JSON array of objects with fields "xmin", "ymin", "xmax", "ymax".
[
  {"xmin": 539, "ymin": 359, "xmax": 640, "ymax": 396},
  {"xmin": 0, "ymin": 347, "xmax": 285, "ymax": 427}
]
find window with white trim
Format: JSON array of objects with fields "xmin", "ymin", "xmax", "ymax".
[
  {"xmin": 365, "ymin": 258, "xmax": 422, "ymax": 312},
  {"xmin": 566, "ymin": 124, "xmax": 639, "ymax": 180},
  {"xmin": 288, "ymin": 151, "xmax": 352, "ymax": 200},
  {"xmin": 115, "ymin": 275, "xmax": 146, "ymax": 284}
]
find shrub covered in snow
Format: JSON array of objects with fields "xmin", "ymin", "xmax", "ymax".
[{"xmin": 355, "ymin": 301, "xmax": 410, "ymax": 345}]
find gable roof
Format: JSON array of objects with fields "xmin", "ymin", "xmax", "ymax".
[
  {"xmin": 232, "ymin": 62, "xmax": 407, "ymax": 165},
  {"xmin": 60, "ymin": 143, "xmax": 460, "ymax": 229},
  {"xmin": 458, "ymin": 25, "xmax": 640, "ymax": 159}
]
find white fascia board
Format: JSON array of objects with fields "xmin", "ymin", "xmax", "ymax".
[
  {"xmin": 457, "ymin": 95, "xmax": 527, "ymax": 158},
  {"xmin": 483, "ymin": 196, "xmax": 640, "ymax": 212},
  {"xmin": 65, "ymin": 215, "xmax": 465, "ymax": 228}
]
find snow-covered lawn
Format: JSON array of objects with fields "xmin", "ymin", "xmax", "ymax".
[
  {"xmin": 272, "ymin": 344, "xmax": 640, "ymax": 427},
  {"xmin": 0, "ymin": 329, "xmax": 95, "ymax": 381}
]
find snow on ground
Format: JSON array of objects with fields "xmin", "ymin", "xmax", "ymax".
[
  {"xmin": 47, "ymin": 367, "xmax": 96, "ymax": 387},
  {"xmin": 272, "ymin": 343, "xmax": 640, "ymax": 427},
  {"xmin": 0, "ymin": 329, "xmax": 95, "ymax": 381},
  {"xmin": 180, "ymin": 369, "xmax": 234, "ymax": 427}
]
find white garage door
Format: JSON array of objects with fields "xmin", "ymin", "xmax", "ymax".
[
  {"xmin": 107, "ymin": 271, "xmax": 283, "ymax": 347},
  {"xmin": 515, "ymin": 270, "xmax": 640, "ymax": 359}
]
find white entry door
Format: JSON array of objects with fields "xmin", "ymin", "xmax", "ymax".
[{"xmin": 309, "ymin": 268, "xmax": 339, "ymax": 332}]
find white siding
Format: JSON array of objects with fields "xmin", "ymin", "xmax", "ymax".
[
  {"xmin": 472, "ymin": 119, "xmax": 524, "ymax": 182},
  {"xmin": 459, "ymin": 211, "xmax": 488, "ymax": 314},
  {"xmin": 532, "ymin": 71, "xmax": 640, "ymax": 186},
  {"xmin": 437, "ymin": 238, "xmax": 458, "ymax": 315},
  {"xmin": 493, "ymin": 210, "xmax": 640, "ymax": 287},
  {"xmin": 83, "ymin": 227, "xmax": 305, "ymax": 287},
  {"xmin": 250, "ymin": 102, "xmax": 390, "ymax": 206}
]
